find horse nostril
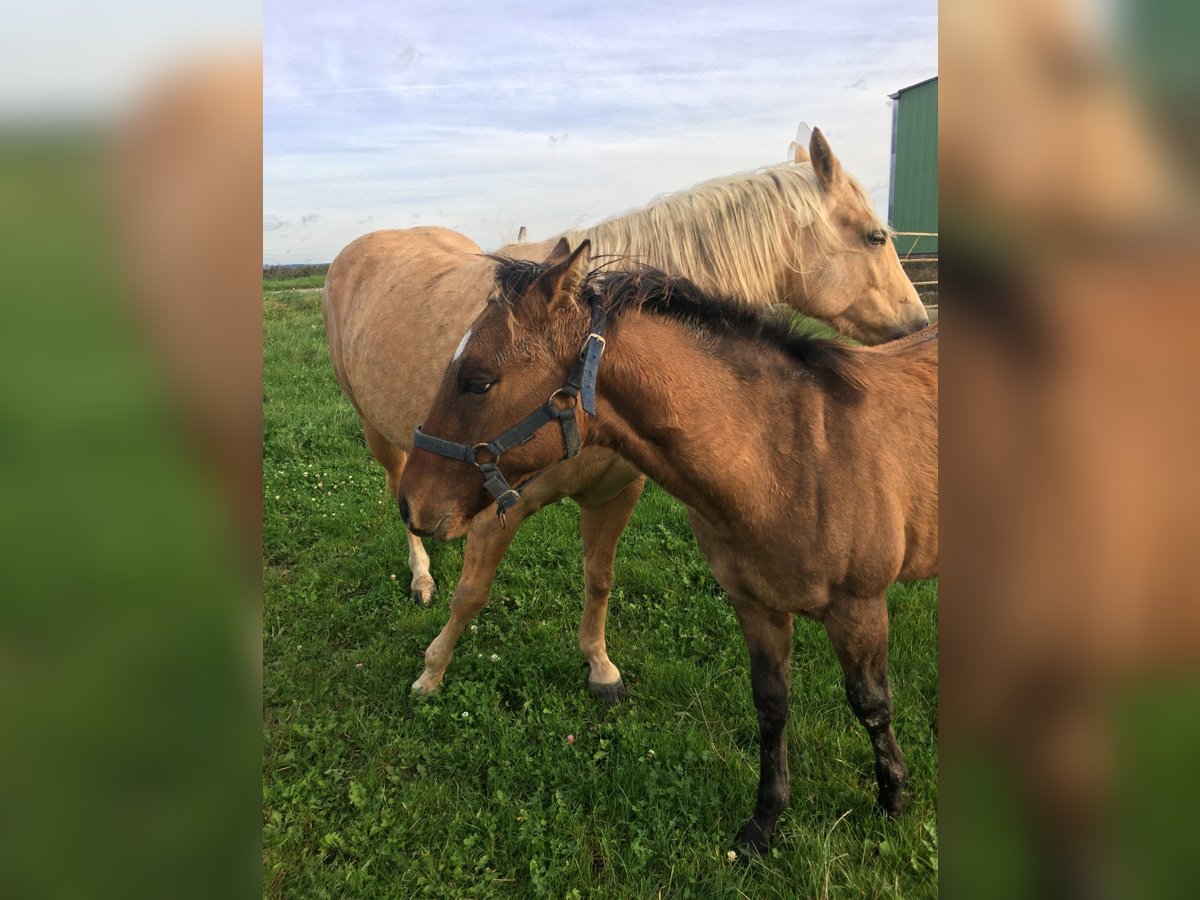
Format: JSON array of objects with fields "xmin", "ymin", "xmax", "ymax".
[{"xmin": 397, "ymin": 493, "xmax": 411, "ymax": 527}]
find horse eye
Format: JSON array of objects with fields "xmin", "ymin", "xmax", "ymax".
[
  {"xmin": 462, "ymin": 379, "xmax": 494, "ymax": 395},
  {"xmin": 868, "ymin": 230, "xmax": 888, "ymax": 246}
]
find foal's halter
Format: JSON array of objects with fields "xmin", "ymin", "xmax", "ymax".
[{"xmin": 412, "ymin": 298, "xmax": 608, "ymax": 525}]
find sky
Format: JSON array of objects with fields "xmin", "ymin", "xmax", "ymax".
[{"xmin": 264, "ymin": 0, "xmax": 936, "ymax": 264}]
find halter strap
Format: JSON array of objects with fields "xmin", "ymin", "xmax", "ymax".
[{"xmin": 412, "ymin": 298, "xmax": 607, "ymax": 524}]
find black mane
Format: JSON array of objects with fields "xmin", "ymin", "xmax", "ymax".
[{"xmin": 490, "ymin": 256, "xmax": 865, "ymax": 391}]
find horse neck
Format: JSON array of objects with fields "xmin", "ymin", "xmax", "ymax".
[
  {"xmin": 587, "ymin": 314, "xmax": 826, "ymax": 529},
  {"xmin": 569, "ymin": 218, "xmax": 791, "ymax": 312}
]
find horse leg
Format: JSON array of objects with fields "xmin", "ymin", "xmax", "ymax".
[
  {"xmin": 824, "ymin": 594, "xmax": 909, "ymax": 817},
  {"xmin": 575, "ymin": 476, "xmax": 645, "ymax": 704},
  {"xmin": 411, "ymin": 506, "xmax": 522, "ymax": 694},
  {"xmin": 362, "ymin": 420, "xmax": 436, "ymax": 604},
  {"xmin": 731, "ymin": 599, "xmax": 795, "ymax": 857}
]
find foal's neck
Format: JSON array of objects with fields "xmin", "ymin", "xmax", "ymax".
[{"xmin": 589, "ymin": 314, "xmax": 824, "ymax": 529}]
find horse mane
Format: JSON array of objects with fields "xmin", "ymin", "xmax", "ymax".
[
  {"xmin": 560, "ymin": 162, "xmax": 881, "ymax": 305},
  {"xmin": 489, "ymin": 258, "xmax": 867, "ymax": 392}
]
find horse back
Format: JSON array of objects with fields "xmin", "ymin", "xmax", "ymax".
[{"xmin": 322, "ymin": 227, "xmax": 496, "ymax": 449}]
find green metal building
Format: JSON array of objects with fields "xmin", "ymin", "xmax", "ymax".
[{"xmin": 888, "ymin": 76, "xmax": 938, "ymax": 258}]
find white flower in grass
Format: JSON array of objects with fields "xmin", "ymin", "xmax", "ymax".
[
  {"xmin": 461, "ymin": 711, "xmax": 470, "ymax": 719},
  {"xmin": 726, "ymin": 850, "xmax": 738, "ymax": 864},
  {"xmin": 490, "ymin": 653, "xmax": 499, "ymax": 662},
  {"xmin": 389, "ymin": 574, "xmax": 396, "ymax": 581}
]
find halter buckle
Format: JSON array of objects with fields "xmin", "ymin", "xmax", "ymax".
[
  {"xmin": 580, "ymin": 333, "xmax": 606, "ymax": 358},
  {"xmin": 495, "ymin": 489, "xmax": 520, "ymax": 528},
  {"xmin": 472, "ymin": 442, "xmax": 497, "ymax": 467}
]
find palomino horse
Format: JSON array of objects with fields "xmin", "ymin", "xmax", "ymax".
[
  {"xmin": 397, "ymin": 242, "xmax": 938, "ymax": 855},
  {"xmin": 323, "ymin": 129, "xmax": 928, "ymax": 698}
]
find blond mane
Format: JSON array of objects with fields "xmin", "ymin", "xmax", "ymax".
[{"xmin": 564, "ymin": 162, "xmax": 880, "ymax": 305}]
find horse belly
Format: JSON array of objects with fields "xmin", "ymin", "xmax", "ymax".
[{"xmin": 687, "ymin": 514, "xmax": 831, "ymax": 616}]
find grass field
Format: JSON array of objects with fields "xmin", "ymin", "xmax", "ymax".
[
  {"xmin": 264, "ymin": 273, "xmax": 326, "ymax": 292},
  {"xmin": 262, "ymin": 274, "xmax": 939, "ymax": 898}
]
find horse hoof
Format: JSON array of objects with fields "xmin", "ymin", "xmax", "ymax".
[
  {"xmin": 411, "ymin": 583, "xmax": 437, "ymax": 606},
  {"xmin": 734, "ymin": 820, "xmax": 772, "ymax": 860},
  {"xmin": 878, "ymin": 792, "xmax": 905, "ymax": 819},
  {"xmin": 411, "ymin": 672, "xmax": 443, "ymax": 695},
  {"xmin": 588, "ymin": 678, "xmax": 626, "ymax": 706}
]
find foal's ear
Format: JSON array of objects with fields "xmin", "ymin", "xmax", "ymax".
[
  {"xmin": 809, "ymin": 127, "xmax": 843, "ymax": 190},
  {"xmin": 536, "ymin": 240, "xmax": 591, "ymax": 314},
  {"xmin": 791, "ymin": 140, "xmax": 809, "ymax": 164}
]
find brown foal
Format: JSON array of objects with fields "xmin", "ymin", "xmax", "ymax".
[{"xmin": 399, "ymin": 242, "xmax": 938, "ymax": 855}]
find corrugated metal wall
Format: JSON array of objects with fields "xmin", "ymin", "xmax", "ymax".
[{"xmin": 889, "ymin": 78, "xmax": 938, "ymax": 257}]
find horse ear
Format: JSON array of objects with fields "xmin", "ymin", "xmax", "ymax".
[
  {"xmin": 537, "ymin": 240, "xmax": 591, "ymax": 314},
  {"xmin": 791, "ymin": 140, "xmax": 809, "ymax": 164},
  {"xmin": 809, "ymin": 127, "xmax": 843, "ymax": 190},
  {"xmin": 545, "ymin": 236, "xmax": 572, "ymax": 264}
]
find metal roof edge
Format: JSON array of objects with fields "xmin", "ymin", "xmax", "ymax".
[{"xmin": 888, "ymin": 74, "xmax": 938, "ymax": 100}]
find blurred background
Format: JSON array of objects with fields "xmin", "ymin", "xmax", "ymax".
[
  {"xmin": 2, "ymin": 0, "xmax": 1199, "ymax": 897},
  {"xmin": 942, "ymin": 1, "xmax": 1200, "ymax": 897},
  {"xmin": 0, "ymin": 4, "xmax": 261, "ymax": 899}
]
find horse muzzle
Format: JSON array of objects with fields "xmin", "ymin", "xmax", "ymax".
[{"xmin": 397, "ymin": 493, "xmax": 463, "ymax": 541}]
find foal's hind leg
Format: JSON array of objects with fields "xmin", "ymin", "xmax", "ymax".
[
  {"xmin": 576, "ymin": 476, "xmax": 645, "ymax": 704},
  {"xmin": 824, "ymin": 594, "xmax": 909, "ymax": 817},
  {"xmin": 361, "ymin": 421, "xmax": 436, "ymax": 604}
]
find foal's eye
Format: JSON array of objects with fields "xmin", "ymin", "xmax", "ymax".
[
  {"xmin": 462, "ymin": 379, "xmax": 495, "ymax": 395},
  {"xmin": 867, "ymin": 230, "xmax": 888, "ymax": 246}
]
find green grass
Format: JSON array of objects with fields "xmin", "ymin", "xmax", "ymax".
[
  {"xmin": 263, "ymin": 287, "xmax": 938, "ymax": 898},
  {"xmin": 264, "ymin": 273, "xmax": 326, "ymax": 291}
]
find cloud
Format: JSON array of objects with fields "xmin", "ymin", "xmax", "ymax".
[
  {"xmin": 301, "ymin": 213, "xmax": 320, "ymax": 225},
  {"xmin": 263, "ymin": 0, "xmax": 937, "ymax": 262}
]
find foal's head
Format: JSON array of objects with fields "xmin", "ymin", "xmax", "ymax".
[
  {"xmin": 790, "ymin": 128, "xmax": 928, "ymax": 344},
  {"xmin": 399, "ymin": 240, "xmax": 595, "ymax": 539}
]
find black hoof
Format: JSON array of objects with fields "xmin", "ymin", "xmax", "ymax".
[
  {"xmin": 735, "ymin": 819, "xmax": 772, "ymax": 860},
  {"xmin": 876, "ymin": 764, "xmax": 908, "ymax": 818},
  {"xmin": 411, "ymin": 585, "xmax": 436, "ymax": 607},
  {"xmin": 588, "ymin": 678, "xmax": 627, "ymax": 706},
  {"xmin": 877, "ymin": 791, "xmax": 905, "ymax": 819}
]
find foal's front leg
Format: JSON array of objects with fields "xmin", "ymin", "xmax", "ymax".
[
  {"xmin": 824, "ymin": 593, "xmax": 909, "ymax": 816},
  {"xmin": 731, "ymin": 599, "xmax": 795, "ymax": 857}
]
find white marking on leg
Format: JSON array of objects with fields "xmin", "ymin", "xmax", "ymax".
[
  {"xmin": 407, "ymin": 530, "xmax": 436, "ymax": 602},
  {"xmin": 451, "ymin": 327, "xmax": 472, "ymax": 362}
]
